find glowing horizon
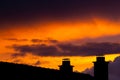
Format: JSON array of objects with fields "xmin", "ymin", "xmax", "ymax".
[{"xmin": 0, "ymin": 17, "xmax": 120, "ymax": 72}]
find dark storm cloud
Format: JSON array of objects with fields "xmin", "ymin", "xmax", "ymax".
[
  {"xmin": 58, "ymin": 42, "xmax": 120, "ymax": 56},
  {"xmin": 0, "ymin": 0, "xmax": 120, "ymax": 27},
  {"xmin": 10, "ymin": 42, "xmax": 120, "ymax": 57},
  {"xmin": 11, "ymin": 44, "xmax": 60, "ymax": 56},
  {"xmin": 83, "ymin": 56, "xmax": 120, "ymax": 80}
]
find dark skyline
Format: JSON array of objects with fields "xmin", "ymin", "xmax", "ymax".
[{"xmin": 0, "ymin": 56, "xmax": 108, "ymax": 80}]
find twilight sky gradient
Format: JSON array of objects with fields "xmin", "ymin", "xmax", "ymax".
[{"xmin": 0, "ymin": 0, "xmax": 120, "ymax": 76}]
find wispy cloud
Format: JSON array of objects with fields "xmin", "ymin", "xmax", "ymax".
[
  {"xmin": 31, "ymin": 39, "xmax": 58, "ymax": 43},
  {"xmin": 4, "ymin": 38, "xmax": 28, "ymax": 42}
]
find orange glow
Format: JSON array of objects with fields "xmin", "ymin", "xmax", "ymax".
[
  {"xmin": 1, "ymin": 18, "xmax": 120, "ymax": 41},
  {"xmin": 0, "ymin": 18, "xmax": 120, "ymax": 72}
]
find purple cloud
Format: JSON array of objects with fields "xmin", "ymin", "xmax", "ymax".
[
  {"xmin": 58, "ymin": 42, "xmax": 120, "ymax": 56},
  {"xmin": 31, "ymin": 39, "xmax": 58, "ymax": 43},
  {"xmin": 10, "ymin": 42, "xmax": 120, "ymax": 57},
  {"xmin": 11, "ymin": 44, "xmax": 60, "ymax": 56}
]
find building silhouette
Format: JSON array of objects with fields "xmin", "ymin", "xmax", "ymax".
[
  {"xmin": 59, "ymin": 58, "xmax": 74, "ymax": 73},
  {"xmin": 93, "ymin": 56, "xmax": 109, "ymax": 80},
  {"xmin": 0, "ymin": 60, "xmax": 93, "ymax": 80},
  {"xmin": 0, "ymin": 56, "xmax": 109, "ymax": 80}
]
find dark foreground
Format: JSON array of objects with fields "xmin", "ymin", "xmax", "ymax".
[{"xmin": 0, "ymin": 61, "xmax": 93, "ymax": 80}]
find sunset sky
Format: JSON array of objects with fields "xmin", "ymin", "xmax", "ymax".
[{"xmin": 1, "ymin": 0, "xmax": 120, "ymax": 74}]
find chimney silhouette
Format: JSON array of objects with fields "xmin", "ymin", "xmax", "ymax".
[
  {"xmin": 93, "ymin": 56, "xmax": 109, "ymax": 80},
  {"xmin": 59, "ymin": 58, "xmax": 74, "ymax": 73}
]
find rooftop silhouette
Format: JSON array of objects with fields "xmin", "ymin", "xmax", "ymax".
[{"xmin": 0, "ymin": 56, "xmax": 109, "ymax": 80}]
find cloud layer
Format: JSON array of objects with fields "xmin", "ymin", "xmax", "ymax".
[
  {"xmin": 10, "ymin": 42, "xmax": 120, "ymax": 57},
  {"xmin": 4, "ymin": 38, "xmax": 28, "ymax": 42}
]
